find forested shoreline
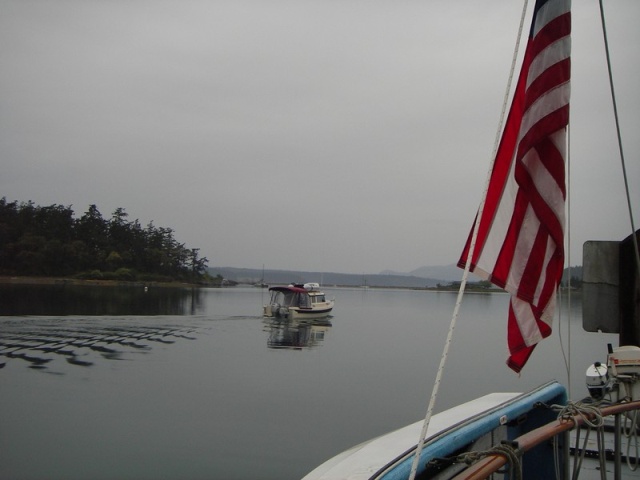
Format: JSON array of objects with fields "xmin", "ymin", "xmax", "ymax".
[{"xmin": 0, "ymin": 198, "xmax": 214, "ymax": 284}]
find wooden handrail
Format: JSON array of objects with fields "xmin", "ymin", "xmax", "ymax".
[{"xmin": 452, "ymin": 400, "xmax": 640, "ymax": 480}]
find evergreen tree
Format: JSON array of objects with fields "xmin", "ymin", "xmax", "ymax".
[{"xmin": 0, "ymin": 197, "xmax": 209, "ymax": 282}]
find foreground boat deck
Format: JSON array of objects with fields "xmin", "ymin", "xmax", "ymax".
[
  {"xmin": 568, "ymin": 417, "xmax": 640, "ymax": 480},
  {"xmin": 304, "ymin": 382, "xmax": 640, "ymax": 480}
]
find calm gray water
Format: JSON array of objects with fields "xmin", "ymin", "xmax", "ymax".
[{"xmin": 0, "ymin": 285, "xmax": 616, "ymax": 480}]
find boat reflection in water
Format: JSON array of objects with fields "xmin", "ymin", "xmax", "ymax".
[
  {"xmin": 0, "ymin": 317, "xmax": 199, "ymax": 372},
  {"xmin": 263, "ymin": 317, "xmax": 332, "ymax": 350}
]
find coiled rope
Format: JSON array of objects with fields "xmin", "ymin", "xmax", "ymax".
[
  {"xmin": 555, "ymin": 401, "xmax": 605, "ymax": 428},
  {"xmin": 549, "ymin": 401, "xmax": 606, "ymax": 480},
  {"xmin": 456, "ymin": 442, "xmax": 523, "ymax": 480},
  {"xmin": 623, "ymin": 408, "xmax": 640, "ymax": 471}
]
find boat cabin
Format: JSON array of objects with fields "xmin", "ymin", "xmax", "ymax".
[{"xmin": 268, "ymin": 286, "xmax": 311, "ymax": 309}]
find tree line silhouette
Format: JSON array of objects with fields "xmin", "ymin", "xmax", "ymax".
[{"xmin": 0, "ymin": 198, "xmax": 211, "ymax": 283}]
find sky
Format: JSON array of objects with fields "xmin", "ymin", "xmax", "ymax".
[{"xmin": 1, "ymin": 0, "xmax": 638, "ymax": 275}]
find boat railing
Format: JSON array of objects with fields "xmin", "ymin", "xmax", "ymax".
[{"xmin": 450, "ymin": 399, "xmax": 640, "ymax": 480}]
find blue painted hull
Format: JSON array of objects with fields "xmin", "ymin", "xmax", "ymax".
[{"xmin": 303, "ymin": 382, "xmax": 567, "ymax": 480}]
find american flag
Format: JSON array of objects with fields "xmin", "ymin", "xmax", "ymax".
[{"xmin": 458, "ymin": 0, "xmax": 571, "ymax": 373}]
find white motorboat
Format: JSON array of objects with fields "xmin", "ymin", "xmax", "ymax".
[{"xmin": 263, "ymin": 283, "xmax": 334, "ymax": 320}]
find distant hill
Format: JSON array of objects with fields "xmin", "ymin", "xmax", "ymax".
[
  {"xmin": 381, "ymin": 264, "xmax": 462, "ymax": 283},
  {"xmin": 209, "ymin": 264, "xmax": 582, "ymax": 289},
  {"xmin": 208, "ymin": 267, "xmax": 445, "ymax": 288}
]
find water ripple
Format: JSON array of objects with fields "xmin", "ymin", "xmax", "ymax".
[{"xmin": 0, "ymin": 317, "xmax": 201, "ymax": 372}]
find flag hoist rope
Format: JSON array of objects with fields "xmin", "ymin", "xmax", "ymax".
[
  {"xmin": 599, "ymin": 0, "xmax": 640, "ymax": 276},
  {"xmin": 407, "ymin": 2, "xmax": 530, "ymax": 479}
]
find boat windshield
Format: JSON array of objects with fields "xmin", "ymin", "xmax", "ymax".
[
  {"xmin": 270, "ymin": 290, "xmax": 311, "ymax": 308},
  {"xmin": 296, "ymin": 293, "xmax": 311, "ymax": 308}
]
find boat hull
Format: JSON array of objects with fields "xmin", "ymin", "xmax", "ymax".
[
  {"xmin": 263, "ymin": 304, "xmax": 334, "ymax": 320},
  {"xmin": 289, "ymin": 304, "xmax": 334, "ymax": 320},
  {"xmin": 302, "ymin": 381, "xmax": 567, "ymax": 480}
]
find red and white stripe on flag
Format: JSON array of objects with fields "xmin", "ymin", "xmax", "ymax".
[{"xmin": 458, "ymin": 0, "xmax": 571, "ymax": 373}]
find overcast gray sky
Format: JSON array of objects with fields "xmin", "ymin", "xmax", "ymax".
[{"xmin": 1, "ymin": 0, "xmax": 638, "ymax": 274}]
